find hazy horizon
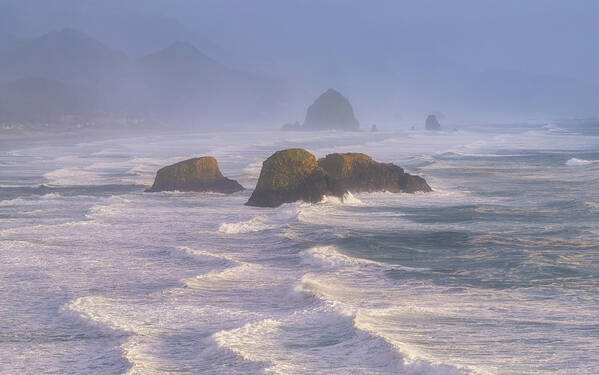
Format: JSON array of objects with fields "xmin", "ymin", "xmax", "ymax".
[
  {"xmin": 2, "ymin": 3, "xmax": 599, "ymax": 374},
  {"xmin": 0, "ymin": 0, "xmax": 598, "ymax": 128}
]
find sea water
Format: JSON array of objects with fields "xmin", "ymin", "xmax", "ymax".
[{"xmin": 1, "ymin": 123, "xmax": 598, "ymax": 374}]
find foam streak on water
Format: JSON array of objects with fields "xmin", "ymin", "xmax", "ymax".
[{"xmin": 1, "ymin": 125, "xmax": 598, "ymax": 374}]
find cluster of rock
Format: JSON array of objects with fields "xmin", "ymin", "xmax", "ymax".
[
  {"xmin": 281, "ymin": 88, "xmax": 443, "ymax": 133},
  {"xmin": 147, "ymin": 151, "xmax": 431, "ymax": 207},
  {"xmin": 246, "ymin": 149, "xmax": 431, "ymax": 207}
]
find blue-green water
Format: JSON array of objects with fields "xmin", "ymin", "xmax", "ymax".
[{"xmin": 1, "ymin": 123, "xmax": 598, "ymax": 374}]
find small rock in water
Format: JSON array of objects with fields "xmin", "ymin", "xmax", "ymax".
[{"xmin": 147, "ymin": 157, "xmax": 244, "ymax": 193}]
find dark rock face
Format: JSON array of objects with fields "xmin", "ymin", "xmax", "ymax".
[
  {"xmin": 147, "ymin": 157, "xmax": 244, "ymax": 193},
  {"xmin": 399, "ymin": 173, "xmax": 432, "ymax": 193},
  {"xmin": 318, "ymin": 153, "xmax": 432, "ymax": 194},
  {"xmin": 425, "ymin": 114, "xmax": 441, "ymax": 130},
  {"xmin": 302, "ymin": 89, "xmax": 360, "ymax": 131},
  {"xmin": 246, "ymin": 149, "xmax": 342, "ymax": 207}
]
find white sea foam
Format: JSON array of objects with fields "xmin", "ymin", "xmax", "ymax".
[
  {"xmin": 543, "ymin": 123, "xmax": 569, "ymax": 133},
  {"xmin": 243, "ymin": 161, "xmax": 263, "ymax": 180},
  {"xmin": 566, "ymin": 157, "xmax": 597, "ymax": 166},
  {"xmin": 212, "ymin": 312, "xmax": 418, "ymax": 375},
  {"xmin": 4, "ymin": 128, "xmax": 599, "ymax": 375},
  {"xmin": 70, "ymin": 295, "xmax": 260, "ymax": 335},
  {"xmin": 218, "ymin": 216, "xmax": 272, "ymax": 234},
  {"xmin": 182, "ymin": 262, "xmax": 286, "ymax": 291},
  {"xmin": 301, "ymin": 245, "xmax": 385, "ymax": 268},
  {"xmin": 0, "ymin": 197, "xmax": 29, "ymax": 206},
  {"xmin": 0, "ymin": 219, "xmax": 99, "ymax": 237},
  {"xmin": 320, "ymin": 191, "xmax": 364, "ymax": 206},
  {"xmin": 43, "ymin": 155, "xmax": 191, "ymax": 186},
  {"xmin": 43, "ymin": 166, "xmax": 115, "ymax": 186},
  {"xmin": 70, "ymin": 295, "xmax": 266, "ymax": 375},
  {"xmin": 177, "ymin": 246, "xmax": 240, "ymax": 262},
  {"xmin": 0, "ymin": 192, "xmax": 63, "ymax": 207}
]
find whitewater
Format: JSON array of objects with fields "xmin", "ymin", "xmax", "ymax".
[{"xmin": 1, "ymin": 123, "xmax": 598, "ymax": 374}]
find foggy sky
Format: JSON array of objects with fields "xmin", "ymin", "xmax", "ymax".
[{"xmin": 1, "ymin": 0, "xmax": 597, "ymax": 125}]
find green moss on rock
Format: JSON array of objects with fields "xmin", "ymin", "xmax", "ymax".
[
  {"xmin": 147, "ymin": 156, "xmax": 244, "ymax": 193},
  {"xmin": 318, "ymin": 152, "xmax": 432, "ymax": 193},
  {"xmin": 317, "ymin": 153, "xmax": 376, "ymax": 180},
  {"xmin": 247, "ymin": 149, "xmax": 432, "ymax": 207},
  {"xmin": 246, "ymin": 148, "xmax": 342, "ymax": 207}
]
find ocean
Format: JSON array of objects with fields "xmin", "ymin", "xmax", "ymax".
[{"xmin": 1, "ymin": 123, "xmax": 598, "ymax": 374}]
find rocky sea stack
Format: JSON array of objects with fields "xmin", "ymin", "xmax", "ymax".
[
  {"xmin": 302, "ymin": 89, "xmax": 360, "ymax": 131},
  {"xmin": 247, "ymin": 149, "xmax": 431, "ymax": 207},
  {"xmin": 318, "ymin": 153, "xmax": 432, "ymax": 194},
  {"xmin": 147, "ymin": 157, "xmax": 244, "ymax": 193},
  {"xmin": 246, "ymin": 149, "xmax": 342, "ymax": 207},
  {"xmin": 425, "ymin": 114, "xmax": 441, "ymax": 131}
]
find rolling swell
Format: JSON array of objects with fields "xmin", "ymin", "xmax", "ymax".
[{"xmin": 1, "ymin": 126, "xmax": 598, "ymax": 373}]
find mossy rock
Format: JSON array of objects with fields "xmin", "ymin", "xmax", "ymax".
[
  {"xmin": 317, "ymin": 153, "xmax": 378, "ymax": 179},
  {"xmin": 147, "ymin": 156, "xmax": 244, "ymax": 193},
  {"xmin": 247, "ymin": 149, "xmax": 431, "ymax": 207},
  {"xmin": 246, "ymin": 148, "xmax": 342, "ymax": 207},
  {"xmin": 318, "ymin": 152, "xmax": 432, "ymax": 193}
]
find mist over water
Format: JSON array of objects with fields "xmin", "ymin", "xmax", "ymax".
[
  {"xmin": 1, "ymin": 0, "xmax": 599, "ymax": 129},
  {"xmin": 1, "ymin": 1, "xmax": 599, "ymax": 374},
  {"xmin": 1, "ymin": 122, "xmax": 598, "ymax": 374}
]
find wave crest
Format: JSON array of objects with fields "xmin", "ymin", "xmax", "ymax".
[
  {"xmin": 566, "ymin": 157, "xmax": 597, "ymax": 166},
  {"xmin": 218, "ymin": 216, "xmax": 272, "ymax": 234}
]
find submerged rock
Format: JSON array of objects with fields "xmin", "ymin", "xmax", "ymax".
[
  {"xmin": 302, "ymin": 89, "xmax": 360, "ymax": 131},
  {"xmin": 147, "ymin": 157, "xmax": 243, "ymax": 193},
  {"xmin": 425, "ymin": 114, "xmax": 441, "ymax": 131},
  {"xmin": 246, "ymin": 148, "xmax": 343, "ymax": 207},
  {"xmin": 318, "ymin": 153, "xmax": 432, "ymax": 193}
]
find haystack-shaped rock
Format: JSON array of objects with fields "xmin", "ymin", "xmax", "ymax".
[
  {"xmin": 246, "ymin": 149, "xmax": 343, "ymax": 207},
  {"xmin": 318, "ymin": 153, "xmax": 432, "ymax": 193},
  {"xmin": 302, "ymin": 89, "xmax": 360, "ymax": 131},
  {"xmin": 147, "ymin": 157, "xmax": 243, "ymax": 193},
  {"xmin": 425, "ymin": 114, "xmax": 441, "ymax": 131}
]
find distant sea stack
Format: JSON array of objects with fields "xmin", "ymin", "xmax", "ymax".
[
  {"xmin": 247, "ymin": 149, "xmax": 431, "ymax": 207},
  {"xmin": 318, "ymin": 153, "xmax": 432, "ymax": 194},
  {"xmin": 246, "ymin": 149, "xmax": 342, "ymax": 207},
  {"xmin": 425, "ymin": 114, "xmax": 441, "ymax": 130},
  {"xmin": 147, "ymin": 157, "xmax": 244, "ymax": 193},
  {"xmin": 302, "ymin": 89, "xmax": 360, "ymax": 131}
]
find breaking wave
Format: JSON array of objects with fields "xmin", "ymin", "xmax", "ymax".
[
  {"xmin": 566, "ymin": 157, "xmax": 597, "ymax": 166},
  {"xmin": 218, "ymin": 216, "xmax": 272, "ymax": 234}
]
